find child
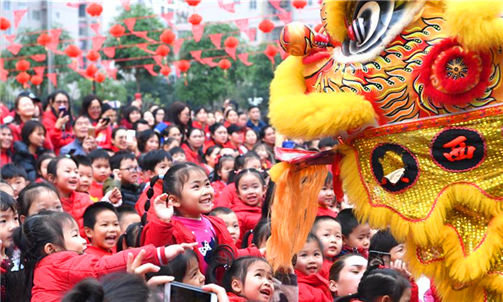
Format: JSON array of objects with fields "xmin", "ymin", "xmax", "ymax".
[
  {"xmin": 135, "ymin": 150, "xmax": 173, "ymax": 220},
  {"xmin": 142, "ymin": 162, "xmax": 263, "ymax": 274},
  {"xmin": 88, "ymin": 149, "xmax": 111, "ymax": 200},
  {"xmin": 110, "ymin": 151, "xmax": 144, "ymax": 207},
  {"xmin": 242, "ymin": 218, "xmax": 271, "ymax": 249},
  {"xmin": 1, "ymin": 163, "xmax": 29, "ymax": 198},
  {"xmin": 209, "ymin": 207, "xmax": 241, "ymax": 247},
  {"xmin": 217, "ymin": 152, "xmax": 262, "ymax": 208},
  {"xmin": 222, "ymin": 256, "xmax": 275, "ymax": 302},
  {"xmin": 252, "ymin": 143, "xmax": 273, "ymax": 170},
  {"xmin": 336, "ymin": 209, "xmax": 370, "ymax": 258},
  {"xmin": 46, "ymin": 155, "xmax": 94, "ymax": 236},
  {"xmin": 0, "ymin": 191, "xmax": 19, "ymax": 300},
  {"xmin": 211, "ymin": 155, "xmax": 234, "ymax": 206},
  {"xmin": 147, "ymin": 249, "xmax": 205, "ymax": 287},
  {"xmin": 12, "ymin": 211, "xmax": 194, "ymax": 302},
  {"xmin": 75, "ymin": 155, "xmax": 93, "ymax": 196},
  {"xmin": 312, "ymin": 216, "xmax": 343, "ymax": 279},
  {"xmin": 117, "ymin": 205, "xmax": 141, "ymax": 234},
  {"xmin": 317, "ymin": 172, "xmax": 337, "ymax": 218},
  {"xmin": 294, "ymin": 233, "xmax": 332, "ymax": 302},
  {"xmin": 17, "ymin": 182, "xmax": 62, "ymax": 223},
  {"xmin": 335, "ymin": 268, "xmax": 411, "ymax": 302},
  {"xmin": 169, "ymin": 146, "xmax": 186, "ymax": 163},
  {"xmin": 0, "ymin": 181, "xmax": 14, "ymax": 197},
  {"xmin": 35, "ymin": 152, "xmax": 55, "ymax": 182},
  {"xmin": 231, "ymin": 169, "xmax": 266, "ymax": 244},
  {"xmin": 83, "ymin": 202, "xmax": 121, "ymax": 257},
  {"xmin": 328, "ymin": 254, "xmax": 367, "ymax": 298}
]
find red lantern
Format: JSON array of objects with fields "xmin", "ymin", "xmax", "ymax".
[
  {"xmin": 160, "ymin": 30, "xmax": 176, "ymax": 44},
  {"xmin": 86, "ymin": 64, "xmax": 98, "ymax": 77},
  {"xmin": 224, "ymin": 36, "xmax": 239, "ymax": 48},
  {"xmin": 292, "ymin": 0, "xmax": 307, "ymax": 9},
  {"xmin": 16, "ymin": 72, "xmax": 30, "ymax": 85},
  {"xmin": 37, "ymin": 33, "xmax": 52, "ymax": 47},
  {"xmin": 258, "ymin": 19, "xmax": 274, "ymax": 33},
  {"xmin": 218, "ymin": 59, "xmax": 231, "ymax": 70},
  {"xmin": 178, "ymin": 60, "xmax": 190, "ymax": 73},
  {"xmin": 0, "ymin": 17, "xmax": 10, "ymax": 31},
  {"xmin": 86, "ymin": 50, "xmax": 100, "ymax": 61},
  {"xmin": 188, "ymin": 14, "xmax": 202, "ymax": 26},
  {"xmin": 31, "ymin": 75, "xmax": 43, "ymax": 86},
  {"xmin": 185, "ymin": 0, "xmax": 201, "ymax": 6},
  {"xmin": 264, "ymin": 45, "xmax": 279, "ymax": 57},
  {"xmin": 95, "ymin": 73, "xmax": 106, "ymax": 83},
  {"xmin": 156, "ymin": 45, "xmax": 170, "ymax": 57},
  {"xmin": 160, "ymin": 66, "xmax": 171, "ymax": 76},
  {"xmin": 86, "ymin": 3, "xmax": 103, "ymax": 17},
  {"xmin": 109, "ymin": 24, "xmax": 125, "ymax": 38},
  {"xmin": 16, "ymin": 60, "xmax": 30, "ymax": 72},
  {"xmin": 65, "ymin": 45, "xmax": 82, "ymax": 58}
]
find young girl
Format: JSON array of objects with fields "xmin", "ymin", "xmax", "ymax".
[
  {"xmin": 147, "ymin": 249, "xmax": 205, "ymax": 287},
  {"xmin": 12, "ymin": 121, "xmax": 48, "ymax": 182},
  {"xmin": 202, "ymin": 145, "xmax": 222, "ymax": 176},
  {"xmin": 335, "ymin": 268, "xmax": 411, "ymax": 302},
  {"xmin": 136, "ymin": 129, "xmax": 160, "ymax": 154},
  {"xmin": 294, "ymin": 233, "xmax": 333, "ymax": 302},
  {"xmin": 142, "ymin": 162, "xmax": 262, "ymax": 274},
  {"xmin": 231, "ymin": 169, "xmax": 266, "ymax": 244},
  {"xmin": 46, "ymin": 156, "xmax": 93, "ymax": 236},
  {"xmin": 35, "ymin": 152, "xmax": 56, "ymax": 182},
  {"xmin": 17, "ymin": 182, "xmax": 62, "ymax": 223},
  {"xmin": 0, "ymin": 191, "xmax": 20, "ymax": 300},
  {"xmin": 253, "ymin": 143, "xmax": 273, "ymax": 170},
  {"xmin": 317, "ymin": 173, "xmax": 337, "ymax": 218},
  {"xmin": 211, "ymin": 155, "xmax": 235, "ymax": 206},
  {"xmin": 221, "ymin": 256, "xmax": 275, "ymax": 302},
  {"xmin": 12, "ymin": 211, "xmax": 193, "ymax": 302}
]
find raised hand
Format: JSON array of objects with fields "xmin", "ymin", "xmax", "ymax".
[{"xmin": 153, "ymin": 193, "xmax": 174, "ymax": 223}]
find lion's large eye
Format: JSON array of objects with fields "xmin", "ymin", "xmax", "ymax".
[{"xmin": 343, "ymin": 0, "xmax": 410, "ymax": 57}]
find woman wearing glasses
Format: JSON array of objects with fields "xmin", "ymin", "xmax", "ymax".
[{"xmin": 42, "ymin": 90, "xmax": 75, "ymax": 155}]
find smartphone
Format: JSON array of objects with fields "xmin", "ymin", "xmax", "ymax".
[
  {"xmin": 126, "ymin": 130, "xmax": 136, "ymax": 143},
  {"xmin": 87, "ymin": 126, "xmax": 96, "ymax": 138},
  {"xmin": 368, "ymin": 250, "xmax": 391, "ymax": 269},
  {"xmin": 164, "ymin": 282, "xmax": 217, "ymax": 302},
  {"xmin": 58, "ymin": 106, "xmax": 68, "ymax": 117},
  {"xmin": 100, "ymin": 117, "xmax": 111, "ymax": 125}
]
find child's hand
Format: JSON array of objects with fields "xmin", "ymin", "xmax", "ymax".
[
  {"xmin": 55, "ymin": 111, "xmax": 70, "ymax": 130},
  {"xmin": 153, "ymin": 193, "xmax": 173, "ymax": 223},
  {"xmin": 201, "ymin": 284, "xmax": 230, "ymax": 302},
  {"xmin": 109, "ymin": 188, "xmax": 122, "ymax": 204},
  {"xmin": 390, "ymin": 259, "xmax": 412, "ymax": 278},
  {"xmin": 126, "ymin": 250, "xmax": 175, "ymax": 286},
  {"xmin": 164, "ymin": 242, "xmax": 198, "ymax": 261}
]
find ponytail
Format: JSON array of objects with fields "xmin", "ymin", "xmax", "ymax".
[
  {"xmin": 62, "ymin": 278, "xmax": 104, "ymax": 302},
  {"xmin": 142, "ymin": 175, "xmax": 160, "ymax": 226},
  {"xmin": 205, "ymin": 244, "xmax": 235, "ymax": 284}
]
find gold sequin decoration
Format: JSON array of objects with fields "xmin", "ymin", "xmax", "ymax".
[
  {"xmin": 416, "ymin": 245, "xmax": 445, "ymax": 264},
  {"xmin": 445, "ymin": 206, "xmax": 491, "ymax": 256},
  {"xmin": 351, "ymin": 108, "xmax": 503, "ymax": 220}
]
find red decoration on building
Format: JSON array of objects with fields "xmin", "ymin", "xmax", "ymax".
[
  {"xmin": 30, "ymin": 75, "xmax": 43, "ymax": 86},
  {"xmin": 224, "ymin": 36, "xmax": 239, "ymax": 48},
  {"xmin": 160, "ymin": 65, "xmax": 171, "ymax": 76},
  {"xmin": 156, "ymin": 45, "xmax": 170, "ymax": 57},
  {"xmin": 259, "ymin": 19, "xmax": 274, "ymax": 33},
  {"xmin": 0, "ymin": 17, "xmax": 10, "ymax": 31},
  {"xmin": 15, "ymin": 59, "xmax": 30, "ymax": 71},
  {"xmin": 292, "ymin": 0, "xmax": 307, "ymax": 9},
  {"xmin": 160, "ymin": 30, "xmax": 176, "ymax": 44},
  {"xmin": 37, "ymin": 33, "xmax": 52, "ymax": 47},
  {"xmin": 109, "ymin": 24, "xmax": 125, "ymax": 38},
  {"xmin": 86, "ymin": 3, "xmax": 103, "ymax": 17},
  {"xmin": 178, "ymin": 60, "xmax": 190, "ymax": 73},
  {"xmin": 86, "ymin": 50, "xmax": 100, "ymax": 61},
  {"xmin": 218, "ymin": 59, "xmax": 231, "ymax": 70},
  {"xmin": 65, "ymin": 45, "xmax": 82, "ymax": 58},
  {"xmin": 86, "ymin": 64, "xmax": 98, "ymax": 77},
  {"xmin": 95, "ymin": 73, "xmax": 106, "ymax": 83},
  {"xmin": 188, "ymin": 14, "xmax": 202, "ymax": 25},
  {"xmin": 16, "ymin": 72, "xmax": 30, "ymax": 85}
]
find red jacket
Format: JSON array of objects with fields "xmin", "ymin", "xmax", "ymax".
[
  {"xmin": 9, "ymin": 122, "xmax": 54, "ymax": 150},
  {"xmin": 181, "ymin": 143, "xmax": 201, "ymax": 164},
  {"xmin": 94, "ymin": 125, "xmax": 112, "ymax": 150},
  {"xmin": 141, "ymin": 215, "xmax": 262, "ymax": 271},
  {"xmin": 85, "ymin": 245, "xmax": 113, "ymax": 257},
  {"xmin": 296, "ymin": 270, "xmax": 333, "ymax": 302},
  {"xmin": 211, "ymin": 180, "xmax": 227, "ymax": 207},
  {"xmin": 89, "ymin": 181, "xmax": 104, "ymax": 201},
  {"xmin": 31, "ymin": 245, "xmax": 168, "ymax": 302},
  {"xmin": 227, "ymin": 292, "xmax": 248, "ymax": 302},
  {"xmin": 0, "ymin": 149, "xmax": 11, "ymax": 165},
  {"xmin": 317, "ymin": 206, "xmax": 337, "ymax": 218},
  {"xmin": 135, "ymin": 178, "xmax": 163, "ymax": 222},
  {"xmin": 60, "ymin": 191, "xmax": 93, "ymax": 238},
  {"xmin": 320, "ymin": 259, "xmax": 333, "ymax": 280},
  {"xmin": 215, "ymin": 182, "xmax": 239, "ymax": 208},
  {"xmin": 231, "ymin": 198, "xmax": 262, "ymax": 243},
  {"xmin": 43, "ymin": 110, "xmax": 74, "ymax": 155}
]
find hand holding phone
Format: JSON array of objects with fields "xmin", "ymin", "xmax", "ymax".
[
  {"xmin": 87, "ymin": 126, "xmax": 96, "ymax": 138},
  {"xmin": 126, "ymin": 130, "xmax": 136, "ymax": 143},
  {"xmin": 165, "ymin": 282, "xmax": 217, "ymax": 302},
  {"xmin": 367, "ymin": 250, "xmax": 391, "ymax": 269}
]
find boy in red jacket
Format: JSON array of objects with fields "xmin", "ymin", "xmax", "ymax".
[
  {"xmin": 88, "ymin": 149, "xmax": 112, "ymax": 201},
  {"xmin": 83, "ymin": 202, "xmax": 120, "ymax": 257},
  {"xmin": 312, "ymin": 216, "xmax": 343, "ymax": 279}
]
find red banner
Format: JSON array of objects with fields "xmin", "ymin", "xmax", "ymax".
[
  {"xmin": 120, "ymin": 0, "xmax": 131, "ymax": 11},
  {"xmin": 137, "ymin": 43, "xmax": 155, "ymax": 54},
  {"xmin": 192, "ymin": 24, "xmax": 205, "ymax": 43},
  {"xmin": 173, "ymin": 39, "xmax": 183, "ymax": 55},
  {"xmin": 209, "ymin": 33, "xmax": 222, "ymax": 49},
  {"xmin": 277, "ymin": 12, "xmax": 292, "ymax": 25},
  {"xmin": 218, "ymin": 0, "xmax": 235, "ymax": 13},
  {"xmin": 33, "ymin": 66, "xmax": 45, "ymax": 77},
  {"xmin": 102, "ymin": 47, "xmax": 116, "ymax": 58},
  {"xmin": 46, "ymin": 73, "xmax": 57, "ymax": 87},
  {"xmin": 13, "ymin": 9, "xmax": 27, "ymax": 29},
  {"xmin": 7, "ymin": 44, "xmax": 22, "ymax": 55},
  {"xmin": 89, "ymin": 23, "xmax": 100, "ymax": 35},
  {"xmin": 143, "ymin": 64, "xmax": 158, "ymax": 76},
  {"xmin": 124, "ymin": 18, "xmax": 136, "ymax": 32},
  {"xmin": 0, "ymin": 69, "xmax": 8, "ymax": 82},
  {"xmin": 66, "ymin": 2, "xmax": 80, "ymax": 8},
  {"xmin": 106, "ymin": 68, "xmax": 118, "ymax": 80},
  {"xmin": 31, "ymin": 54, "xmax": 46, "ymax": 62},
  {"xmin": 4, "ymin": 34, "xmax": 16, "ymax": 44},
  {"xmin": 237, "ymin": 53, "xmax": 253, "ymax": 66},
  {"xmin": 161, "ymin": 12, "xmax": 175, "ymax": 28},
  {"xmin": 225, "ymin": 47, "xmax": 237, "ymax": 60},
  {"xmin": 92, "ymin": 35, "xmax": 106, "ymax": 51},
  {"xmin": 133, "ymin": 31, "xmax": 156, "ymax": 43},
  {"xmin": 234, "ymin": 18, "xmax": 249, "ymax": 33},
  {"xmin": 201, "ymin": 57, "xmax": 218, "ymax": 67},
  {"xmin": 152, "ymin": 55, "xmax": 163, "ymax": 66},
  {"xmin": 190, "ymin": 50, "xmax": 203, "ymax": 64}
]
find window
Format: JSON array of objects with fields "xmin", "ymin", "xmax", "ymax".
[
  {"xmin": 249, "ymin": 0, "xmax": 257, "ymax": 9},
  {"xmin": 32, "ymin": 10, "xmax": 41, "ymax": 20},
  {"xmin": 79, "ymin": 4, "xmax": 86, "ymax": 17},
  {"xmin": 3, "ymin": 0, "xmax": 10, "ymax": 10}
]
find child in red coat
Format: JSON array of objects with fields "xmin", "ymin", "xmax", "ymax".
[
  {"xmin": 13, "ymin": 211, "xmax": 194, "ymax": 302},
  {"xmin": 211, "ymin": 155, "xmax": 234, "ymax": 208},
  {"xmin": 317, "ymin": 172, "xmax": 338, "ymax": 218},
  {"xmin": 311, "ymin": 216, "xmax": 343, "ymax": 279},
  {"xmin": 231, "ymin": 169, "xmax": 266, "ymax": 245},
  {"xmin": 83, "ymin": 202, "xmax": 121, "ymax": 257},
  {"xmin": 142, "ymin": 163, "xmax": 263, "ymax": 274},
  {"xmin": 294, "ymin": 234, "xmax": 333, "ymax": 302}
]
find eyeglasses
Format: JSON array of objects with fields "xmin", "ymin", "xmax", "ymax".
[{"xmin": 120, "ymin": 166, "xmax": 141, "ymax": 173}]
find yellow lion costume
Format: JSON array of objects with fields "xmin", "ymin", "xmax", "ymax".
[{"xmin": 266, "ymin": 1, "xmax": 503, "ymax": 301}]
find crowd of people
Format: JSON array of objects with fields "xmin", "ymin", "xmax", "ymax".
[{"xmin": 0, "ymin": 90, "xmax": 426, "ymax": 302}]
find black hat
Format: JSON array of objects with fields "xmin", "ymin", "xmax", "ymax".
[{"xmin": 18, "ymin": 91, "xmax": 41, "ymax": 103}]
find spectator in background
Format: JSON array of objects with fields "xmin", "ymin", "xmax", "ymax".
[
  {"xmin": 43, "ymin": 90, "xmax": 75, "ymax": 154},
  {"xmin": 152, "ymin": 107, "xmax": 165, "ymax": 127},
  {"xmin": 193, "ymin": 107, "xmax": 210, "ymax": 137},
  {"xmin": 120, "ymin": 106, "xmax": 142, "ymax": 130},
  {"xmin": 133, "ymin": 119, "xmax": 150, "ymax": 133},
  {"xmin": 59, "ymin": 116, "xmax": 97, "ymax": 156},
  {"xmin": 9, "ymin": 92, "xmax": 37, "ymax": 141},
  {"xmin": 12, "ymin": 120, "xmax": 48, "ymax": 181},
  {"xmin": 111, "ymin": 127, "xmax": 128, "ymax": 153},
  {"xmin": 227, "ymin": 124, "xmax": 247, "ymax": 154},
  {"xmin": 243, "ymin": 129, "xmax": 258, "ymax": 152},
  {"xmin": 223, "ymin": 108, "xmax": 239, "ymax": 127},
  {"xmin": 260, "ymin": 125, "xmax": 276, "ymax": 151},
  {"xmin": 167, "ymin": 101, "xmax": 191, "ymax": 135},
  {"xmin": 237, "ymin": 111, "xmax": 248, "ymax": 130},
  {"xmin": 161, "ymin": 124, "xmax": 183, "ymax": 146},
  {"xmin": 142, "ymin": 111, "xmax": 155, "ymax": 128},
  {"xmin": 181, "ymin": 127, "xmax": 205, "ymax": 164},
  {"xmin": 80, "ymin": 94, "xmax": 102, "ymax": 125},
  {"xmin": 136, "ymin": 130, "xmax": 160, "ymax": 154},
  {"xmin": 0, "ymin": 125, "xmax": 13, "ymax": 165},
  {"xmin": 204, "ymin": 123, "xmax": 231, "ymax": 153},
  {"xmin": 101, "ymin": 103, "xmax": 118, "ymax": 127},
  {"xmin": 246, "ymin": 106, "xmax": 267, "ymax": 133}
]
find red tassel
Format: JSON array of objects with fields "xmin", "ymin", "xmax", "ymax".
[{"xmin": 332, "ymin": 152, "xmax": 344, "ymax": 202}]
